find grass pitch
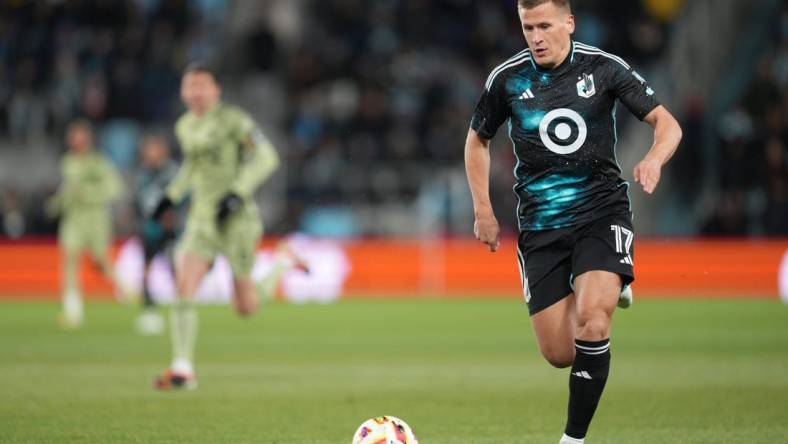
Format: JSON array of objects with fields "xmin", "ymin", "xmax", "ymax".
[{"xmin": 0, "ymin": 297, "xmax": 786, "ymax": 443}]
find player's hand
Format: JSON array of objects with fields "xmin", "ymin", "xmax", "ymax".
[
  {"xmin": 633, "ymin": 158, "xmax": 662, "ymax": 194},
  {"xmin": 44, "ymin": 196, "xmax": 61, "ymax": 219},
  {"xmin": 152, "ymin": 196, "xmax": 174, "ymax": 221},
  {"xmin": 474, "ymin": 211, "xmax": 500, "ymax": 252},
  {"xmin": 216, "ymin": 193, "xmax": 242, "ymax": 224}
]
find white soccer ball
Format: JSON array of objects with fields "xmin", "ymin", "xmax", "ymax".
[{"xmin": 352, "ymin": 416, "xmax": 419, "ymax": 444}]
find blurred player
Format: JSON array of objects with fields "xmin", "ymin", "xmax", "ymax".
[
  {"xmin": 151, "ymin": 62, "xmax": 284, "ymax": 389},
  {"xmin": 464, "ymin": 1, "xmax": 682, "ymax": 442},
  {"xmin": 47, "ymin": 120, "xmax": 124, "ymax": 328},
  {"xmin": 133, "ymin": 134, "xmax": 179, "ymax": 335}
]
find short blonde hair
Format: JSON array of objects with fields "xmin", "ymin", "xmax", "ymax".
[{"xmin": 518, "ymin": 0, "xmax": 571, "ymax": 12}]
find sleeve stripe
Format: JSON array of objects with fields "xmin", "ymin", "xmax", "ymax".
[
  {"xmin": 484, "ymin": 50, "xmax": 532, "ymax": 91},
  {"xmin": 574, "ymin": 42, "xmax": 629, "ymax": 64},
  {"xmin": 573, "ymin": 43, "xmax": 630, "ymax": 69},
  {"xmin": 574, "ymin": 49, "xmax": 630, "ymax": 69}
]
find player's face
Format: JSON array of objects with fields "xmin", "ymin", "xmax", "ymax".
[
  {"xmin": 67, "ymin": 125, "xmax": 93, "ymax": 155},
  {"xmin": 181, "ymin": 71, "xmax": 221, "ymax": 115},
  {"xmin": 518, "ymin": 2, "xmax": 575, "ymax": 68},
  {"xmin": 141, "ymin": 138, "xmax": 169, "ymax": 169}
]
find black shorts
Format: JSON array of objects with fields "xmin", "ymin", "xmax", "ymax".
[{"xmin": 517, "ymin": 212, "xmax": 635, "ymax": 316}]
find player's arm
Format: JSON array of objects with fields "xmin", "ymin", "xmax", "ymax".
[
  {"xmin": 215, "ymin": 111, "xmax": 280, "ymax": 224},
  {"xmin": 609, "ymin": 61, "xmax": 682, "ymax": 194},
  {"xmin": 152, "ymin": 157, "xmax": 191, "ymax": 220},
  {"xmin": 466, "ymin": 71, "xmax": 508, "ymax": 252},
  {"xmin": 165, "ymin": 158, "xmax": 193, "ymax": 205},
  {"xmin": 91, "ymin": 157, "xmax": 124, "ymax": 204},
  {"xmin": 635, "ymin": 106, "xmax": 682, "ymax": 194},
  {"xmin": 230, "ymin": 126, "xmax": 280, "ymax": 199},
  {"xmin": 45, "ymin": 161, "xmax": 66, "ymax": 217},
  {"xmin": 465, "ymin": 128, "xmax": 500, "ymax": 252},
  {"xmin": 45, "ymin": 186, "xmax": 64, "ymax": 218},
  {"xmin": 152, "ymin": 129, "xmax": 192, "ymax": 220},
  {"xmin": 46, "ymin": 158, "xmax": 79, "ymax": 217}
]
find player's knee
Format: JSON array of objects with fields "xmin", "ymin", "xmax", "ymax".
[
  {"xmin": 576, "ymin": 312, "xmax": 611, "ymax": 341},
  {"xmin": 175, "ymin": 275, "xmax": 198, "ymax": 297},
  {"xmin": 541, "ymin": 347, "xmax": 574, "ymax": 368}
]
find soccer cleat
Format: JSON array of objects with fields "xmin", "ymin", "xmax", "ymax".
[
  {"xmin": 154, "ymin": 370, "xmax": 197, "ymax": 391},
  {"xmin": 559, "ymin": 433, "xmax": 584, "ymax": 444},
  {"xmin": 618, "ymin": 284, "xmax": 633, "ymax": 309},
  {"xmin": 292, "ymin": 255, "xmax": 310, "ymax": 274},
  {"xmin": 277, "ymin": 242, "xmax": 310, "ymax": 274},
  {"xmin": 59, "ymin": 290, "xmax": 84, "ymax": 329},
  {"xmin": 58, "ymin": 311, "xmax": 83, "ymax": 330},
  {"xmin": 136, "ymin": 310, "xmax": 165, "ymax": 336}
]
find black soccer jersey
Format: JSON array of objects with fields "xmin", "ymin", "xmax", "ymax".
[{"xmin": 471, "ymin": 41, "xmax": 659, "ymax": 231}]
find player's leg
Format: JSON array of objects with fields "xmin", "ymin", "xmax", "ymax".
[
  {"xmin": 172, "ymin": 252, "xmax": 210, "ymax": 364},
  {"xmin": 518, "ymin": 230, "xmax": 576, "ymax": 368},
  {"xmin": 560, "ymin": 214, "xmax": 635, "ymax": 443},
  {"xmin": 155, "ymin": 223, "xmax": 215, "ymax": 390},
  {"xmin": 256, "ymin": 241, "xmax": 310, "ymax": 302},
  {"xmin": 90, "ymin": 218, "xmax": 111, "ymax": 277},
  {"xmin": 561, "ymin": 270, "xmax": 619, "ymax": 443},
  {"xmin": 233, "ymin": 277, "xmax": 257, "ymax": 317},
  {"xmin": 574, "ymin": 271, "xmax": 619, "ymax": 340},
  {"xmin": 225, "ymin": 212, "xmax": 262, "ymax": 317},
  {"xmin": 87, "ymin": 217, "xmax": 128, "ymax": 301},
  {"xmin": 59, "ymin": 230, "xmax": 84, "ymax": 328},
  {"xmin": 531, "ymin": 293, "xmax": 576, "ymax": 368},
  {"xmin": 136, "ymin": 230, "xmax": 166, "ymax": 335}
]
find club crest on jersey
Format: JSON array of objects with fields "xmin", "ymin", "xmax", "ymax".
[{"xmin": 576, "ymin": 73, "xmax": 596, "ymax": 98}]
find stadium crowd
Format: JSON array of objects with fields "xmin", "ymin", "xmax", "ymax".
[
  {"xmin": 699, "ymin": 7, "xmax": 788, "ymax": 235},
  {"xmin": 0, "ymin": 0, "xmax": 784, "ymax": 238}
]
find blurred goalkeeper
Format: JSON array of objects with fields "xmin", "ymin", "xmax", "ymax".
[
  {"xmin": 152, "ymin": 62, "xmax": 283, "ymax": 390},
  {"xmin": 48, "ymin": 120, "xmax": 123, "ymax": 328}
]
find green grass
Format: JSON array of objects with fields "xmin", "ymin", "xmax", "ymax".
[{"xmin": 0, "ymin": 298, "xmax": 787, "ymax": 443}]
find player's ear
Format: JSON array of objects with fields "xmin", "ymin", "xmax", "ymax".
[{"xmin": 566, "ymin": 14, "xmax": 575, "ymax": 34}]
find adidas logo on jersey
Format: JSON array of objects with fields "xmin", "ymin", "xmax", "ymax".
[
  {"xmin": 519, "ymin": 89, "xmax": 535, "ymax": 100},
  {"xmin": 572, "ymin": 371, "xmax": 592, "ymax": 380}
]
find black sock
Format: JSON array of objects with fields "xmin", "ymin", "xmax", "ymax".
[
  {"xmin": 142, "ymin": 268, "xmax": 155, "ymax": 308},
  {"xmin": 565, "ymin": 338, "xmax": 611, "ymax": 439}
]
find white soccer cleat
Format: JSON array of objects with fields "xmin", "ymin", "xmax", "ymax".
[
  {"xmin": 618, "ymin": 284, "xmax": 633, "ymax": 309},
  {"xmin": 135, "ymin": 310, "xmax": 165, "ymax": 336},
  {"xmin": 58, "ymin": 310, "xmax": 83, "ymax": 329},
  {"xmin": 59, "ymin": 290, "xmax": 84, "ymax": 329},
  {"xmin": 559, "ymin": 433, "xmax": 584, "ymax": 444}
]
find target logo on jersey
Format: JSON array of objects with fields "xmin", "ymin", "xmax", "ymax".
[{"xmin": 538, "ymin": 108, "xmax": 588, "ymax": 155}]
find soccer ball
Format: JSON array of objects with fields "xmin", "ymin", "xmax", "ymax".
[{"xmin": 352, "ymin": 416, "xmax": 418, "ymax": 444}]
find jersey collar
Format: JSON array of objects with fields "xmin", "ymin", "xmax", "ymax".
[
  {"xmin": 190, "ymin": 101, "xmax": 221, "ymax": 120},
  {"xmin": 530, "ymin": 40, "xmax": 575, "ymax": 76}
]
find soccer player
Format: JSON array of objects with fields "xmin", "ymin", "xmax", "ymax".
[
  {"xmin": 48, "ymin": 120, "xmax": 124, "ymax": 328},
  {"xmin": 464, "ymin": 1, "xmax": 682, "ymax": 443},
  {"xmin": 133, "ymin": 134, "xmax": 179, "ymax": 335},
  {"xmin": 151, "ymin": 62, "xmax": 281, "ymax": 389}
]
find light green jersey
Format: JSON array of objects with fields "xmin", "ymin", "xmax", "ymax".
[
  {"xmin": 53, "ymin": 151, "xmax": 123, "ymax": 219},
  {"xmin": 166, "ymin": 103, "xmax": 280, "ymax": 222}
]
